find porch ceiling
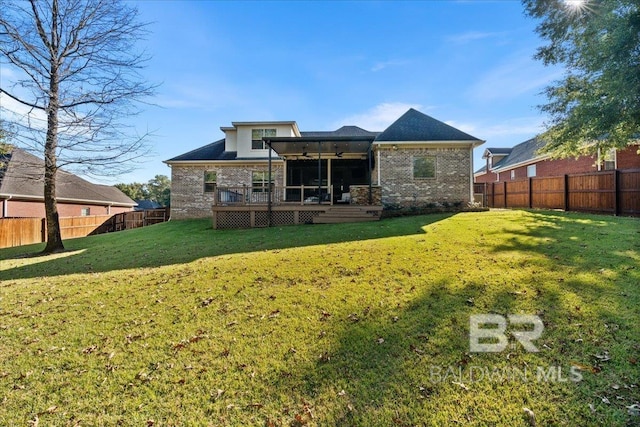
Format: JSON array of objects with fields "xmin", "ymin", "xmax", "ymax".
[{"xmin": 265, "ymin": 136, "xmax": 374, "ymax": 156}]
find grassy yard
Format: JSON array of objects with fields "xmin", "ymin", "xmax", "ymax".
[{"xmin": 0, "ymin": 210, "xmax": 638, "ymax": 426}]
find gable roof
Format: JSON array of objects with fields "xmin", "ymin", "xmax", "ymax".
[
  {"xmin": 301, "ymin": 126, "xmax": 379, "ymax": 138},
  {"xmin": 0, "ymin": 147, "xmax": 136, "ymax": 206},
  {"xmin": 483, "ymin": 147, "xmax": 512, "ymax": 157},
  {"xmin": 375, "ymin": 108, "xmax": 482, "ymax": 143},
  {"xmin": 492, "ymin": 137, "xmax": 547, "ymax": 171},
  {"xmin": 166, "ymin": 139, "xmax": 237, "ymax": 162}
]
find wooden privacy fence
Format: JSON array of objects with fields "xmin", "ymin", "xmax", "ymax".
[
  {"xmin": 477, "ymin": 169, "xmax": 640, "ymax": 216},
  {"xmin": 0, "ymin": 208, "xmax": 169, "ymax": 249}
]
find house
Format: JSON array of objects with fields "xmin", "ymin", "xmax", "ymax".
[
  {"xmin": 165, "ymin": 108, "xmax": 484, "ymax": 222},
  {"xmin": 134, "ymin": 199, "xmax": 163, "ymax": 211},
  {"xmin": 475, "ymin": 137, "xmax": 640, "ymax": 183},
  {"xmin": 0, "ymin": 147, "xmax": 136, "ymax": 218}
]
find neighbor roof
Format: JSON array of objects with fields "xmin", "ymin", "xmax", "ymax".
[
  {"xmin": 483, "ymin": 147, "xmax": 513, "ymax": 157},
  {"xmin": 375, "ymin": 108, "xmax": 483, "ymax": 143},
  {"xmin": 0, "ymin": 147, "xmax": 136, "ymax": 206},
  {"xmin": 491, "ymin": 137, "xmax": 547, "ymax": 171}
]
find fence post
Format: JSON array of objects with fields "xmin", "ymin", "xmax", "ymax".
[
  {"xmin": 483, "ymin": 182, "xmax": 488, "ymax": 207},
  {"xmin": 564, "ymin": 174, "xmax": 570, "ymax": 212},
  {"xmin": 41, "ymin": 218, "xmax": 46, "ymax": 243},
  {"xmin": 614, "ymin": 169, "xmax": 620, "ymax": 216},
  {"xmin": 503, "ymin": 181, "xmax": 507, "ymax": 208},
  {"xmin": 528, "ymin": 177, "xmax": 533, "ymax": 209}
]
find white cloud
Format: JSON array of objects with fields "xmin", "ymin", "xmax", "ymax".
[
  {"xmin": 334, "ymin": 102, "xmax": 424, "ymax": 131},
  {"xmin": 371, "ymin": 59, "xmax": 411, "ymax": 72},
  {"xmin": 448, "ymin": 116, "xmax": 546, "ymax": 143},
  {"xmin": 0, "ymin": 92, "xmax": 48, "ymax": 130},
  {"xmin": 446, "ymin": 31, "xmax": 507, "ymax": 44}
]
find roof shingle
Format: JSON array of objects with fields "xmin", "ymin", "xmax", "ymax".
[{"xmin": 375, "ymin": 108, "xmax": 482, "ymax": 142}]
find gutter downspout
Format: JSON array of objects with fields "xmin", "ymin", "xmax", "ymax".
[
  {"xmin": 470, "ymin": 145, "xmax": 474, "ymax": 204},
  {"xmin": 2, "ymin": 196, "xmax": 11, "ymax": 218},
  {"xmin": 377, "ymin": 148, "xmax": 381, "ymax": 186}
]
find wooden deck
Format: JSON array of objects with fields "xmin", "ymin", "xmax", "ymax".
[{"xmin": 212, "ymin": 204, "xmax": 382, "ymax": 229}]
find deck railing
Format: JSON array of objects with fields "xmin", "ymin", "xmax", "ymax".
[{"xmin": 213, "ymin": 185, "xmax": 334, "ymax": 206}]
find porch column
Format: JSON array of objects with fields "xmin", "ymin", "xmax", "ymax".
[
  {"xmin": 317, "ymin": 141, "xmax": 322, "ymax": 205},
  {"xmin": 267, "ymin": 140, "xmax": 273, "ymax": 226},
  {"xmin": 368, "ymin": 144, "xmax": 373, "ymax": 205},
  {"xmin": 327, "ymin": 157, "xmax": 332, "ymax": 205}
]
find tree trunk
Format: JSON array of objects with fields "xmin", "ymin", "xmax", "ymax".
[{"xmin": 42, "ymin": 16, "xmax": 64, "ymax": 254}]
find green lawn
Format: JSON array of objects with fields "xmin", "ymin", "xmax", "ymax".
[{"xmin": 0, "ymin": 210, "xmax": 638, "ymax": 426}]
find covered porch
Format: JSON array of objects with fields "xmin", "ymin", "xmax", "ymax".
[{"xmin": 211, "ymin": 135, "xmax": 383, "ymax": 228}]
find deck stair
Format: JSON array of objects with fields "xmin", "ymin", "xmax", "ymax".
[{"xmin": 312, "ymin": 206, "xmax": 382, "ymax": 224}]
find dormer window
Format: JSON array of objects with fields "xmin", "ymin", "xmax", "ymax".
[{"xmin": 251, "ymin": 129, "xmax": 276, "ymax": 150}]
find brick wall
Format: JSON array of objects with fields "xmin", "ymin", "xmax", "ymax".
[
  {"xmin": 170, "ymin": 163, "xmax": 284, "ymax": 219},
  {"xmin": 475, "ymin": 146, "xmax": 640, "ymax": 184},
  {"xmin": 1, "ymin": 200, "xmax": 132, "ymax": 218},
  {"xmin": 375, "ymin": 146, "xmax": 472, "ymax": 207},
  {"xmin": 618, "ymin": 145, "xmax": 640, "ymax": 169}
]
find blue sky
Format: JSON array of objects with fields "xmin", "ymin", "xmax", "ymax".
[{"xmin": 3, "ymin": 1, "xmax": 563, "ymax": 183}]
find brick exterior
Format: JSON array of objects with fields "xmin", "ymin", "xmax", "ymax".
[
  {"xmin": 618, "ymin": 146, "xmax": 640, "ymax": 169},
  {"xmin": 170, "ymin": 163, "xmax": 284, "ymax": 219},
  {"xmin": 475, "ymin": 146, "xmax": 640, "ymax": 183},
  {"xmin": 349, "ymin": 185, "xmax": 382, "ymax": 205},
  {"xmin": 374, "ymin": 146, "xmax": 472, "ymax": 207},
  {"xmin": 1, "ymin": 199, "xmax": 131, "ymax": 218}
]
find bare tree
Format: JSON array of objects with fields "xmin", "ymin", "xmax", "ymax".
[{"xmin": 0, "ymin": 0, "xmax": 155, "ymax": 253}]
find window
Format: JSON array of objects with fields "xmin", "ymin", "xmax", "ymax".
[
  {"xmin": 251, "ymin": 128, "xmax": 276, "ymax": 150},
  {"xmin": 252, "ymin": 171, "xmax": 274, "ymax": 192},
  {"xmin": 413, "ymin": 156, "xmax": 436, "ymax": 179},
  {"xmin": 527, "ymin": 164, "xmax": 537, "ymax": 178},
  {"xmin": 204, "ymin": 171, "xmax": 217, "ymax": 192},
  {"xmin": 599, "ymin": 148, "xmax": 616, "ymax": 170},
  {"xmin": 81, "ymin": 207, "xmax": 90, "ymax": 216},
  {"xmin": 510, "ymin": 170, "xmax": 515, "ymax": 180}
]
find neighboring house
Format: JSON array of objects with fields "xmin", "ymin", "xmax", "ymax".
[
  {"xmin": 134, "ymin": 199, "xmax": 163, "ymax": 211},
  {"xmin": 0, "ymin": 147, "xmax": 136, "ymax": 218},
  {"xmin": 165, "ymin": 108, "xmax": 484, "ymax": 220},
  {"xmin": 475, "ymin": 137, "xmax": 640, "ymax": 183}
]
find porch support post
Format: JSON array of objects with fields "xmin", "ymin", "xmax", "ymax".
[
  {"xmin": 368, "ymin": 143, "xmax": 373, "ymax": 205},
  {"xmin": 317, "ymin": 141, "xmax": 322, "ymax": 205},
  {"xmin": 327, "ymin": 157, "xmax": 333, "ymax": 205},
  {"xmin": 267, "ymin": 140, "xmax": 273, "ymax": 227}
]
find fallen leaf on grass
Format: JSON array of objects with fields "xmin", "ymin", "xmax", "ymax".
[
  {"xmin": 82, "ymin": 345, "xmax": 97, "ymax": 354},
  {"xmin": 628, "ymin": 404, "xmax": 640, "ymax": 416},
  {"xmin": 522, "ymin": 407, "xmax": 536, "ymax": 426},
  {"xmin": 452, "ymin": 381, "xmax": 469, "ymax": 391},
  {"xmin": 247, "ymin": 403, "xmax": 264, "ymax": 409}
]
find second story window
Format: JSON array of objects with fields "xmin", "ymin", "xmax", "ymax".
[{"xmin": 251, "ymin": 129, "xmax": 276, "ymax": 150}]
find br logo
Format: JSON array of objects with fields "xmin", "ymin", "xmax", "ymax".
[{"xmin": 469, "ymin": 314, "xmax": 544, "ymax": 353}]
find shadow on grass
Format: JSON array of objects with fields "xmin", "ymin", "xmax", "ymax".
[
  {"xmin": 265, "ymin": 210, "xmax": 640, "ymax": 425},
  {"xmin": 0, "ymin": 213, "xmax": 453, "ymax": 281}
]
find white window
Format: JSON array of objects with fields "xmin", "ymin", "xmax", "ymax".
[
  {"xmin": 510, "ymin": 170, "xmax": 515, "ymax": 180},
  {"xmin": 413, "ymin": 156, "xmax": 436, "ymax": 179},
  {"xmin": 204, "ymin": 171, "xmax": 217, "ymax": 193},
  {"xmin": 252, "ymin": 171, "xmax": 274, "ymax": 193},
  {"xmin": 251, "ymin": 129, "xmax": 276, "ymax": 150},
  {"xmin": 598, "ymin": 148, "xmax": 616, "ymax": 171},
  {"xmin": 527, "ymin": 164, "xmax": 537, "ymax": 178},
  {"xmin": 81, "ymin": 207, "xmax": 90, "ymax": 216}
]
